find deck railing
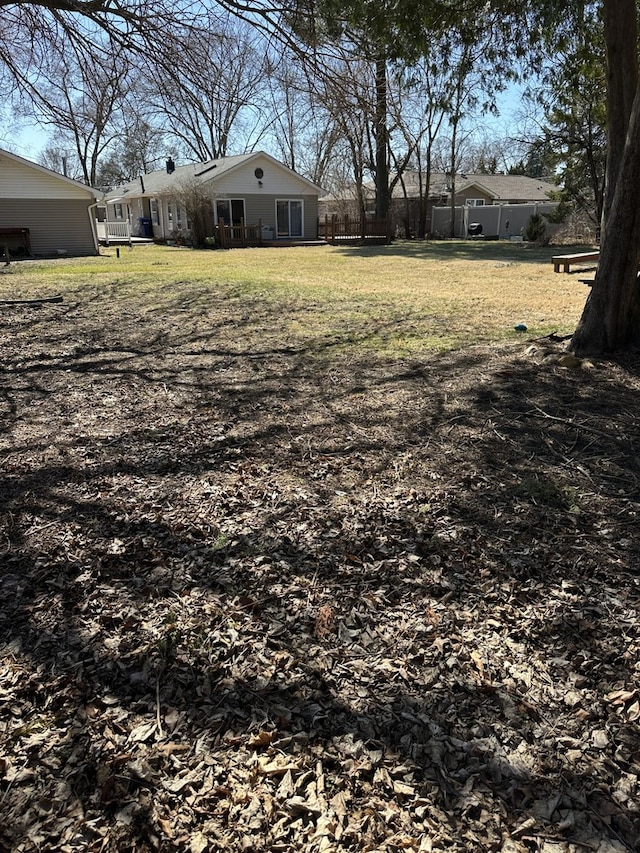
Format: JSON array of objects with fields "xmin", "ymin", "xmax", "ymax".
[
  {"xmin": 215, "ymin": 219, "xmax": 274, "ymax": 248},
  {"xmin": 319, "ymin": 215, "xmax": 392, "ymax": 244},
  {"xmin": 96, "ymin": 220, "xmax": 132, "ymax": 245}
]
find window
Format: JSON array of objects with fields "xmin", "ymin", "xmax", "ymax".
[
  {"xmin": 216, "ymin": 199, "xmax": 245, "ymax": 226},
  {"xmin": 276, "ymin": 200, "xmax": 303, "ymax": 237},
  {"xmin": 114, "ymin": 203, "xmax": 124, "ymax": 220},
  {"xmin": 466, "ymin": 198, "xmax": 485, "ymax": 207},
  {"xmin": 174, "ymin": 205, "xmax": 190, "ymax": 231},
  {"xmin": 150, "ymin": 199, "xmax": 159, "ymax": 226}
]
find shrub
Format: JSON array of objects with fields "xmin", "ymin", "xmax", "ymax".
[{"xmin": 524, "ymin": 213, "xmax": 549, "ymax": 245}]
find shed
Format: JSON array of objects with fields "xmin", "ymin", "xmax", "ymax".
[{"xmin": 0, "ymin": 148, "xmax": 100, "ymax": 257}]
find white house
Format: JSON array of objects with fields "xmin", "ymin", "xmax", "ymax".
[{"xmin": 103, "ymin": 152, "xmax": 325, "ymax": 244}]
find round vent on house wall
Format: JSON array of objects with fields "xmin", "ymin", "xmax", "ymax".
[{"xmin": 254, "ymin": 168, "xmax": 264, "ymax": 179}]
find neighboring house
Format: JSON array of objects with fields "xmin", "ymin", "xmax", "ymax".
[
  {"xmin": 320, "ymin": 172, "xmax": 559, "ymax": 236},
  {"xmin": 410, "ymin": 171, "xmax": 558, "ymax": 207},
  {"xmin": 103, "ymin": 152, "xmax": 324, "ymax": 243},
  {"xmin": 0, "ymin": 147, "xmax": 100, "ymax": 257}
]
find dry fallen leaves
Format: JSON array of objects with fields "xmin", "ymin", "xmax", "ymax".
[
  {"xmin": 1, "ymin": 289, "xmax": 639, "ymax": 852},
  {"xmin": 314, "ymin": 604, "xmax": 336, "ymax": 639}
]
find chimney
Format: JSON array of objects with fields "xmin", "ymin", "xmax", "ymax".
[{"xmin": 166, "ymin": 157, "xmax": 175, "ymax": 174}]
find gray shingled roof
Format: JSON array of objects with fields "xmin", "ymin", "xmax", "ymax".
[
  {"xmin": 320, "ymin": 172, "xmax": 558, "ymax": 204},
  {"xmin": 105, "ymin": 154, "xmax": 254, "ymax": 200},
  {"xmin": 391, "ymin": 171, "xmax": 558, "ymax": 201},
  {"xmin": 105, "ymin": 152, "xmax": 323, "ymax": 200}
]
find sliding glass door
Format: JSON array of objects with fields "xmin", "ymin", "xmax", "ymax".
[{"xmin": 276, "ymin": 200, "xmax": 303, "ymax": 238}]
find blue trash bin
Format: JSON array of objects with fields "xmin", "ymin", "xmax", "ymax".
[{"xmin": 138, "ymin": 217, "xmax": 153, "ymax": 237}]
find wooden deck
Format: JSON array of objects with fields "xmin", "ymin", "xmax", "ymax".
[
  {"xmin": 214, "ymin": 222, "xmax": 325, "ymax": 248},
  {"xmin": 319, "ymin": 215, "xmax": 392, "ymax": 245}
]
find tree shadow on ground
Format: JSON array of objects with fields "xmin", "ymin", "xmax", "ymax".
[
  {"xmin": 1, "ymin": 294, "xmax": 639, "ymax": 850},
  {"xmin": 333, "ymin": 239, "xmax": 572, "ymax": 266}
]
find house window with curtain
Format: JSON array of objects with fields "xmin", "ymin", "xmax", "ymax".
[
  {"xmin": 175, "ymin": 205, "xmax": 191, "ymax": 231},
  {"xmin": 114, "ymin": 203, "xmax": 124, "ymax": 220},
  {"xmin": 276, "ymin": 200, "xmax": 303, "ymax": 238}
]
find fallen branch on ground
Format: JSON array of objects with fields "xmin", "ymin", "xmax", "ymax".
[{"xmin": 0, "ymin": 295, "xmax": 63, "ymax": 305}]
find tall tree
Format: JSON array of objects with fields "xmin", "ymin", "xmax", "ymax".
[
  {"xmin": 38, "ymin": 143, "xmax": 83, "ymax": 180},
  {"xmin": 0, "ymin": 0, "xmax": 205, "ymax": 98},
  {"xmin": 263, "ymin": 58, "xmax": 342, "ymax": 185},
  {"xmin": 13, "ymin": 36, "xmax": 131, "ymax": 185},
  {"xmin": 301, "ymin": 50, "xmax": 382, "ymax": 219},
  {"xmin": 523, "ymin": 14, "xmax": 606, "ymax": 225},
  {"xmin": 387, "ymin": 58, "xmax": 450, "ymax": 237},
  {"xmin": 145, "ymin": 15, "xmax": 269, "ymax": 161},
  {"xmin": 445, "ymin": 40, "xmax": 478, "ymax": 237},
  {"xmin": 286, "ymin": 0, "xmax": 401, "ymax": 220},
  {"xmin": 571, "ymin": 0, "xmax": 640, "ymax": 354},
  {"xmin": 95, "ymin": 115, "xmax": 170, "ymax": 190}
]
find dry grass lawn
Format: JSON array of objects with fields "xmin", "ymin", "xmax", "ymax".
[{"xmin": 1, "ymin": 240, "xmax": 590, "ymax": 355}]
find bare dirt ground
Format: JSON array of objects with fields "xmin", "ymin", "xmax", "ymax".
[{"xmin": 0, "ymin": 280, "xmax": 639, "ymax": 852}]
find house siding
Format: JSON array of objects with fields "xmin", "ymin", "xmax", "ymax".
[
  {"xmin": 0, "ymin": 153, "xmax": 94, "ymax": 200},
  {"xmin": 127, "ymin": 193, "xmax": 319, "ymax": 241},
  {"xmin": 454, "ymin": 188, "xmax": 494, "ymax": 206},
  {"xmin": 212, "ymin": 155, "xmax": 314, "ymax": 196},
  {"xmin": 128, "ymin": 198, "xmax": 145, "ymax": 224},
  {"xmin": 0, "ymin": 199, "xmax": 97, "ymax": 256},
  {"xmin": 240, "ymin": 194, "xmax": 318, "ymax": 239}
]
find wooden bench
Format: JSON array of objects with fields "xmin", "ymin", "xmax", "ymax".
[
  {"xmin": 0, "ymin": 227, "xmax": 32, "ymax": 258},
  {"xmin": 552, "ymin": 251, "xmax": 600, "ymax": 273}
]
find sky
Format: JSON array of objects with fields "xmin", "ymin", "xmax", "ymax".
[
  {"xmin": 0, "ymin": 111, "xmax": 48, "ymax": 160},
  {"xmin": 3, "ymin": 129, "xmax": 46, "ymax": 159},
  {"xmin": 2, "ymin": 82, "xmax": 530, "ymax": 166}
]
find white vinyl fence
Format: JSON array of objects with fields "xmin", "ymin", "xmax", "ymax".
[{"xmin": 432, "ymin": 202, "xmax": 559, "ymax": 239}]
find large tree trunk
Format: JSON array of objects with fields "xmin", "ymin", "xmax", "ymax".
[
  {"xmin": 601, "ymin": 0, "xmax": 637, "ymax": 223},
  {"xmin": 571, "ymin": 0, "xmax": 640, "ymax": 355},
  {"xmin": 374, "ymin": 52, "xmax": 390, "ymax": 221},
  {"xmin": 449, "ymin": 128, "xmax": 457, "ymax": 238},
  {"xmin": 571, "ymin": 83, "xmax": 640, "ymax": 353}
]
